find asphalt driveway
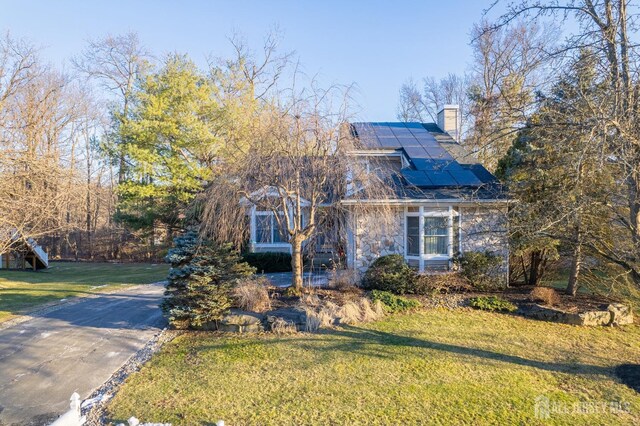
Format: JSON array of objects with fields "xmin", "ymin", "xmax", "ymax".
[{"xmin": 0, "ymin": 282, "xmax": 166, "ymax": 426}]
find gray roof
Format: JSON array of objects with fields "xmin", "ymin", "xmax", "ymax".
[{"xmin": 351, "ymin": 122, "xmax": 507, "ymax": 201}]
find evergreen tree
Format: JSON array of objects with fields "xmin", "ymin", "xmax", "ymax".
[{"xmin": 162, "ymin": 230, "xmax": 255, "ymax": 328}]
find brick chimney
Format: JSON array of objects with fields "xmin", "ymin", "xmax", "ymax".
[{"xmin": 437, "ymin": 105, "xmax": 460, "ymax": 141}]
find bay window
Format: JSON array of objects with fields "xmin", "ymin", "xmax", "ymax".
[{"xmin": 405, "ymin": 206, "xmax": 460, "ymax": 271}]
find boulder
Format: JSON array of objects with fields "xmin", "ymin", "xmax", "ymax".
[
  {"xmin": 608, "ymin": 303, "xmax": 634, "ymax": 326},
  {"xmin": 265, "ymin": 307, "xmax": 308, "ymax": 331},
  {"xmin": 218, "ymin": 309, "xmax": 265, "ymax": 333},
  {"xmin": 566, "ymin": 310, "xmax": 611, "ymax": 326},
  {"xmin": 519, "ymin": 303, "xmax": 634, "ymax": 326}
]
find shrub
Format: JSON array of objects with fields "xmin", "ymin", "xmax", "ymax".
[
  {"xmin": 469, "ymin": 296, "xmax": 517, "ymax": 312},
  {"xmin": 457, "ymin": 251, "xmax": 504, "ymax": 290},
  {"xmin": 414, "ymin": 272, "xmax": 472, "ymax": 296},
  {"xmin": 162, "ymin": 231, "xmax": 255, "ymax": 328},
  {"xmin": 370, "ymin": 290, "xmax": 422, "ymax": 313},
  {"xmin": 233, "ymin": 276, "xmax": 272, "ymax": 312},
  {"xmin": 329, "ymin": 268, "xmax": 361, "ymax": 291},
  {"xmin": 242, "ymin": 252, "xmax": 292, "ymax": 273},
  {"xmin": 530, "ymin": 286, "xmax": 560, "ymax": 306},
  {"xmin": 362, "ymin": 254, "xmax": 417, "ymax": 294}
]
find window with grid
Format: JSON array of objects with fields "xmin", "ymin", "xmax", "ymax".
[
  {"xmin": 255, "ymin": 212, "xmax": 285, "ymax": 243},
  {"xmin": 423, "ymin": 217, "xmax": 448, "ymax": 255}
]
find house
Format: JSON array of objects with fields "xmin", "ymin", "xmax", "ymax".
[
  {"xmin": 0, "ymin": 232, "xmax": 49, "ymax": 270},
  {"xmin": 246, "ymin": 105, "xmax": 509, "ymax": 282}
]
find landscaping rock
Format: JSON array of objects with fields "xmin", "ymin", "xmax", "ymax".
[
  {"xmin": 608, "ymin": 303, "xmax": 634, "ymax": 325},
  {"xmin": 218, "ymin": 310, "xmax": 265, "ymax": 333},
  {"xmin": 519, "ymin": 304, "xmax": 569, "ymax": 323},
  {"xmin": 519, "ymin": 303, "xmax": 634, "ymax": 326},
  {"xmin": 265, "ymin": 307, "xmax": 308, "ymax": 331},
  {"xmin": 565, "ymin": 310, "xmax": 611, "ymax": 326}
]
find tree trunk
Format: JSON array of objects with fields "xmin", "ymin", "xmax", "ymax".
[
  {"xmin": 290, "ymin": 238, "xmax": 304, "ymax": 292},
  {"xmin": 529, "ymin": 251, "xmax": 540, "ymax": 286},
  {"xmin": 567, "ymin": 228, "xmax": 583, "ymax": 296}
]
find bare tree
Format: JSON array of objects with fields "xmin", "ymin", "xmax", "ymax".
[
  {"xmin": 467, "ymin": 19, "xmax": 555, "ymax": 169},
  {"xmin": 73, "ymin": 32, "xmax": 150, "ymax": 184},
  {"xmin": 397, "ymin": 74, "xmax": 472, "ymax": 137}
]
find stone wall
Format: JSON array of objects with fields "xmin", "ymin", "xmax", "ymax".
[
  {"xmin": 350, "ymin": 207, "xmax": 405, "ymax": 272},
  {"xmin": 459, "ymin": 205, "xmax": 509, "ymax": 284}
]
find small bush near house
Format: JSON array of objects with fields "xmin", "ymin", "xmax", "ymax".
[
  {"xmin": 370, "ymin": 290, "xmax": 422, "ymax": 313},
  {"xmin": 242, "ymin": 252, "xmax": 292, "ymax": 273},
  {"xmin": 233, "ymin": 276, "xmax": 272, "ymax": 312},
  {"xmin": 162, "ymin": 231, "xmax": 256, "ymax": 328},
  {"xmin": 469, "ymin": 296, "xmax": 517, "ymax": 313},
  {"xmin": 457, "ymin": 251, "xmax": 504, "ymax": 290},
  {"xmin": 530, "ymin": 286, "xmax": 560, "ymax": 306},
  {"xmin": 362, "ymin": 254, "xmax": 418, "ymax": 294},
  {"xmin": 414, "ymin": 272, "xmax": 472, "ymax": 295},
  {"xmin": 329, "ymin": 268, "xmax": 361, "ymax": 291}
]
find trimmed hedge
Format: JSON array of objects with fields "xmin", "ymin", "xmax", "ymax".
[{"xmin": 242, "ymin": 252, "xmax": 292, "ymax": 273}]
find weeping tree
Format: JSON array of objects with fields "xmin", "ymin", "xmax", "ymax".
[{"xmin": 200, "ymin": 84, "xmax": 394, "ymax": 293}]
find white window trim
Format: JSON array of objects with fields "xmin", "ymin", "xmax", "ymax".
[{"xmin": 404, "ymin": 206, "xmax": 459, "ymax": 272}]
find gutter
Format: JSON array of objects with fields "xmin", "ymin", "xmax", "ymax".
[{"xmin": 339, "ymin": 198, "xmax": 512, "ymax": 207}]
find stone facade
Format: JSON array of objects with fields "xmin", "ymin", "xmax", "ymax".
[
  {"xmin": 459, "ymin": 206, "xmax": 509, "ymax": 285},
  {"xmin": 349, "ymin": 207, "xmax": 405, "ymax": 272},
  {"xmin": 348, "ymin": 204, "xmax": 509, "ymax": 282}
]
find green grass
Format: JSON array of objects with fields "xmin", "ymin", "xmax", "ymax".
[
  {"xmin": 0, "ymin": 261, "xmax": 168, "ymax": 322},
  {"xmin": 106, "ymin": 310, "xmax": 640, "ymax": 425}
]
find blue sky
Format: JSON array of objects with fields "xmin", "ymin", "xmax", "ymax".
[{"xmin": 0, "ymin": 1, "xmax": 499, "ymax": 120}]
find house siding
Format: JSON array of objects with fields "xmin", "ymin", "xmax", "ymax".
[
  {"xmin": 459, "ymin": 206, "xmax": 509, "ymax": 284},
  {"xmin": 349, "ymin": 207, "xmax": 405, "ymax": 272}
]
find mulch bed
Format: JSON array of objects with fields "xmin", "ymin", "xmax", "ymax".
[
  {"xmin": 267, "ymin": 285, "xmax": 366, "ymax": 310},
  {"xmin": 495, "ymin": 285, "xmax": 619, "ymax": 313}
]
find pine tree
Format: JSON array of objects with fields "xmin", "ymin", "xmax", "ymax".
[{"xmin": 162, "ymin": 230, "xmax": 255, "ymax": 328}]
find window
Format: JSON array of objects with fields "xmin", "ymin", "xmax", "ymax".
[
  {"xmin": 424, "ymin": 217, "xmax": 448, "ymax": 255},
  {"xmin": 255, "ymin": 212, "xmax": 285, "ymax": 244},
  {"xmin": 406, "ymin": 216, "xmax": 420, "ymax": 256}
]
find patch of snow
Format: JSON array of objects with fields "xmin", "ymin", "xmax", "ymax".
[{"xmin": 81, "ymin": 393, "xmax": 111, "ymax": 409}]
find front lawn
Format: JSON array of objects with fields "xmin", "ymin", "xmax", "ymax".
[
  {"xmin": 106, "ymin": 309, "xmax": 640, "ymax": 425},
  {"xmin": 0, "ymin": 262, "xmax": 168, "ymax": 322}
]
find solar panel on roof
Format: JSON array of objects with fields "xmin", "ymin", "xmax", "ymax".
[
  {"xmin": 428, "ymin": 170, "xmax": 457, "ymax": 186},
  {"xmin": 403, "ymin": 146, "xmax": 429, "ymax": 158},
  {"xmin": 450, "ymin": 170, "xmax": 482, "ymax": 186},
  {"xmin": 401, "ymin": 170, "xmax": 433, "ymax": 186},
  {"xmin": 354, "ymin": 121, "xmax": 493, "ymax": 188}
]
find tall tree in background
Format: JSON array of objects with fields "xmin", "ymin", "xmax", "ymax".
[
  {"xmin": 498, "ymin": 51, "xmax": 613, "ymax": 294},
  {"xmin": 397, "ymin": 74, "xmax": 472, "ymax": 138},
  {"xmin": 73, "ymin": 32, "xmax": 150, "ymax": 184},
  {"xmin": 117, "ymin": 54, "xmax": 219, "ymax": 240},
  {"xmin": 466, "ymin": 20, "xmax": 552, "ymax": 170},
  {"xmin": 493, "ymin": 0, "xmax": 640, "ymax": 287},
  {"xmin": 397, "ymin": 21, "xmax": 552, "ymax": 170}
]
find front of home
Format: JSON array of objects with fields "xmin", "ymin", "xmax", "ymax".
[{"xmin": 246, "ymin": 105, "xmax": 509, "ymax": 282}]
